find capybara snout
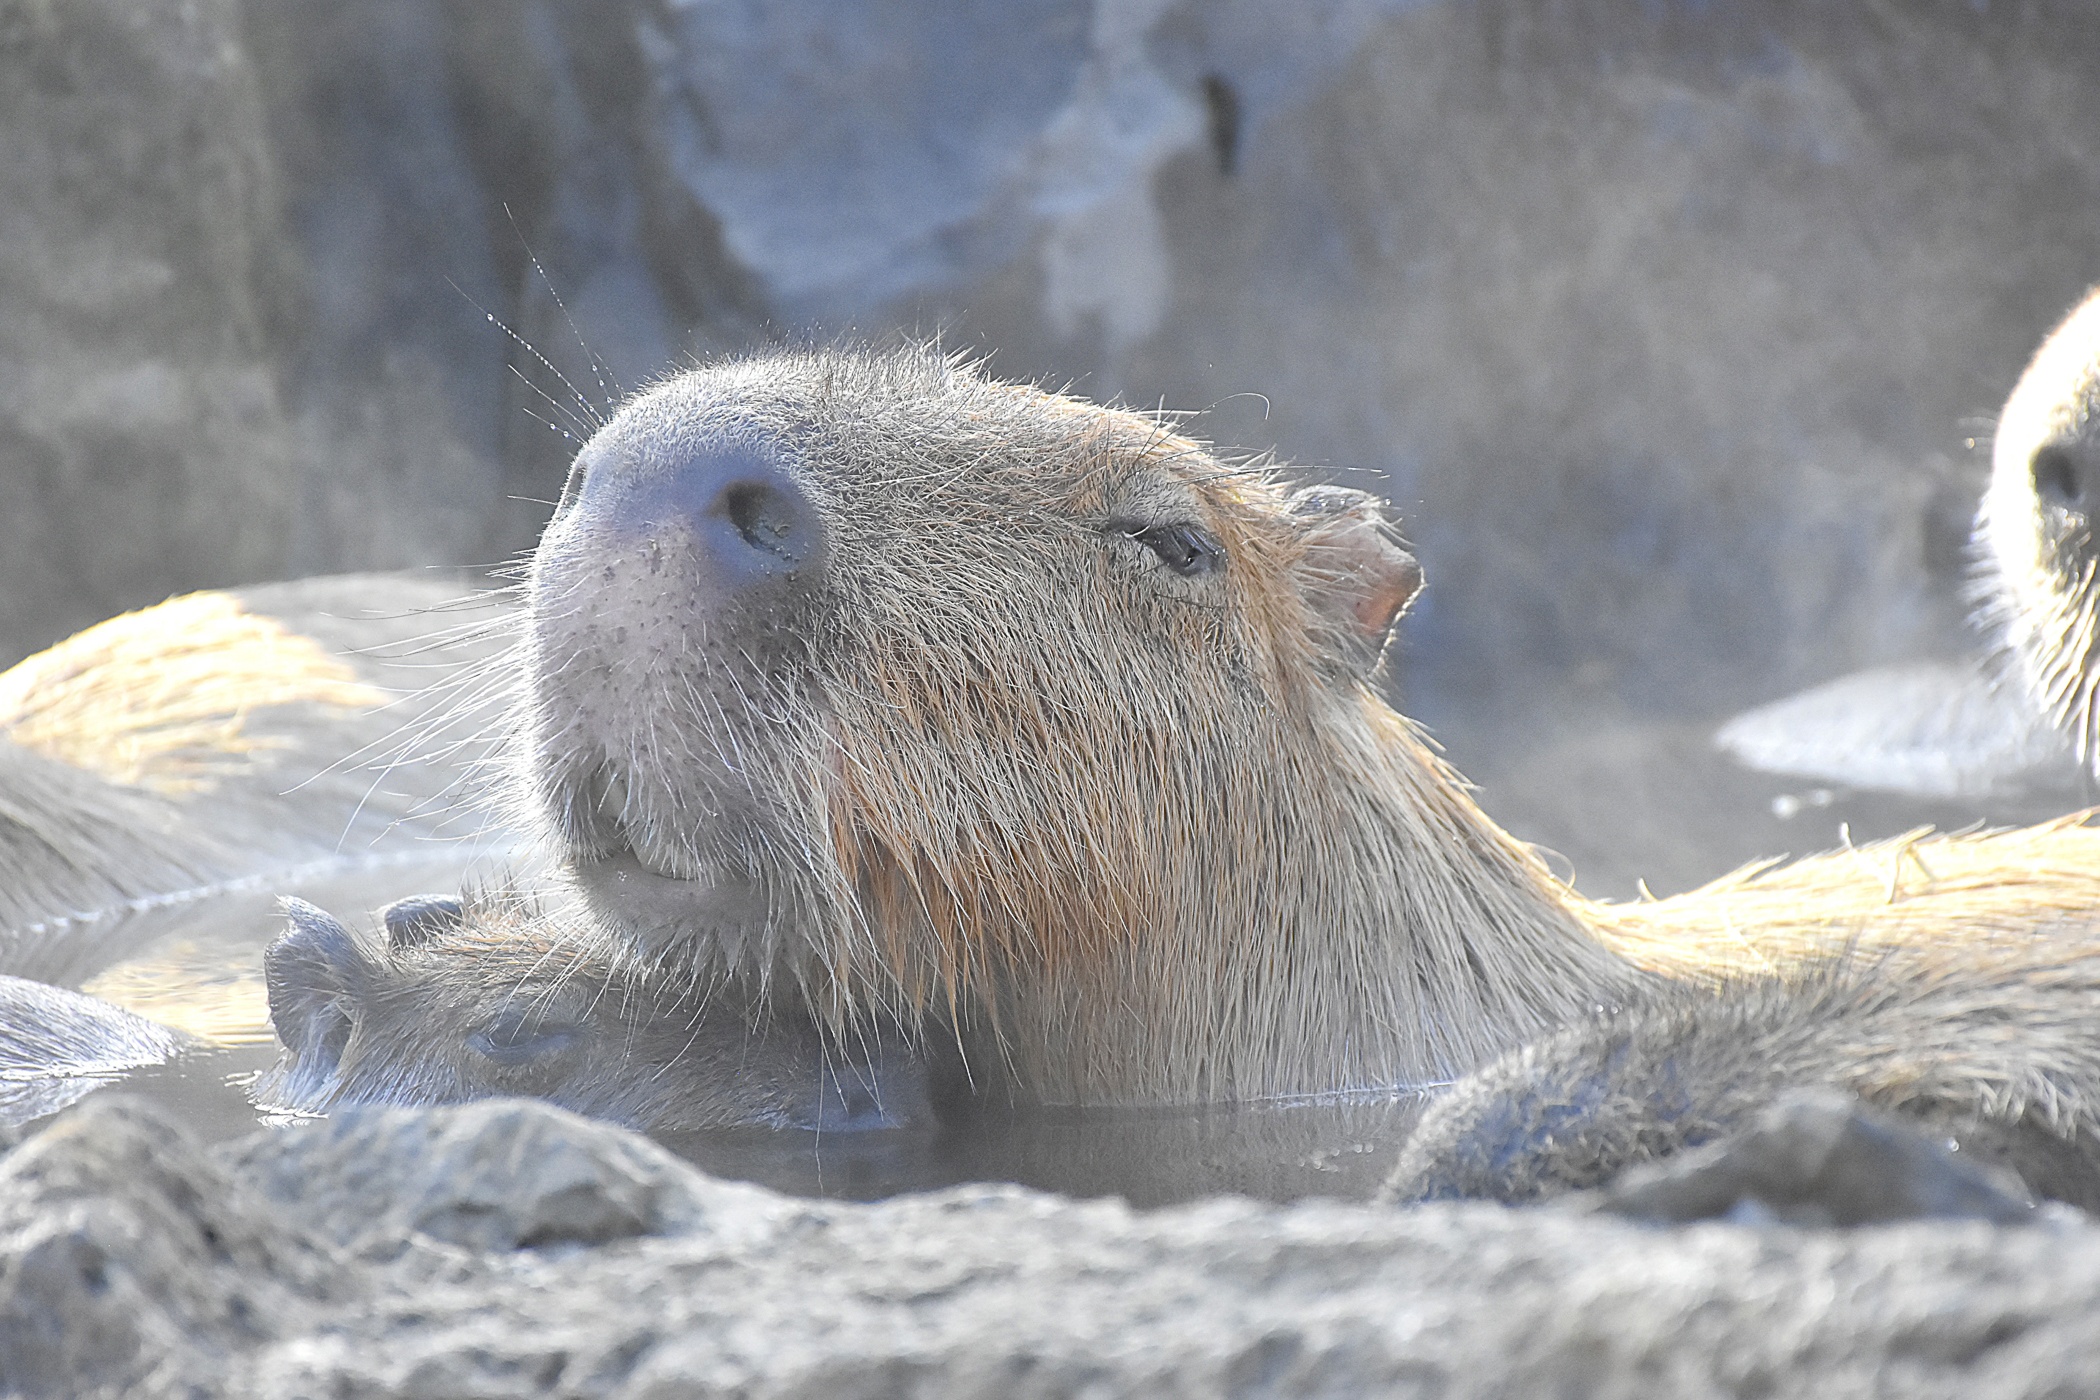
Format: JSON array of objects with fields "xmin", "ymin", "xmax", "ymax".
[
  {"xmin": 556, "ymin": 429, "xmax": 831, "ymax": 598},
  {"xmin": 1978, "ymin": 286, "xmax": 2100, "ymax": 767}
]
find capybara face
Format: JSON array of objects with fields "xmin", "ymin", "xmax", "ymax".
[
  {"xmin": 254, "ymin": 894, "xmax": 929, "ymax": 1133},
  {"xmin": 1979, "ymin": 287, "xmax": 2100, "ymax": 768},
  {"xmin": 525, "ymin": 350, "xmax": 1429, "ymax": 1072}
]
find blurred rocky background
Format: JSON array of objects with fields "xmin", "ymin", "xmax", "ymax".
[{"xmin": 7, "ymin": 0, "xmax": 2100, "ymax": 894}]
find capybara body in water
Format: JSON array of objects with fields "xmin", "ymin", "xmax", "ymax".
[
  {"xmin": 1977, "ymin": 284, "xmax": 2100, "ymax": 771},
  {"xmin": 475, "ymin": 346, "xmax": 2100, "ymax": 1127},
  {"xmin": 254, "ymin": 892, "xmax": 929, "ymax": 1134}
]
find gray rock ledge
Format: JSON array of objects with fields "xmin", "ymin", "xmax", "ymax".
[{"xmin": 5, "ymin": 1096, "xmax": 2100, "ymax": 1398}]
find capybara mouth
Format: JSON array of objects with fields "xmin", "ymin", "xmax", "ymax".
[{"xmin": 566, "ymin": 849, "xmax": 773, "ymax": 969}]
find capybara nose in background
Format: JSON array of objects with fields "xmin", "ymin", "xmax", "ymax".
[
  {"xmin": 2030, "ymin": 437, "xmax": 2100, "ymax": 532},
  {"xmin": 1979, "ymin": 286, "xmax": 2100, "ymax": 769}
]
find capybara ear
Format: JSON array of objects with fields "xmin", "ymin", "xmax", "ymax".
[
  {"xmin": 380, "ymin": 893, "xmax": 466, "ymax": 952},
  {"xmin": 1287, "ymin": 486, "xmax": 1423, "ymax": 668},
  {"xmin": 264, "ymin": 898, "xmax": 374, "ymax": 1067}
]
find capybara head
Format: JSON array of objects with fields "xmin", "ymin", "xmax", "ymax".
[
  {"xmin": 254, "ymin": 893, "xmax": 929, "ymax": 1133},
  {"xmin": 1979, "ymin": 286, "xmax": 2100, "ymax": 769},
  {"xmin": 524, "ymin": 348, "xmax": 1614, "ymax": 1102}
]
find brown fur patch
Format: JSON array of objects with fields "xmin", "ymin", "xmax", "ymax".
[{"xmin": 0, "ymin": 592, "xmax": 385, "ymax": 795}]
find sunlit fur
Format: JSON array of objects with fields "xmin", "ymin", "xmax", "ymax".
[
  {"xmin": 0, "ymin": 579, "xmax": 515, "ymax": 990},
  {"xmin": 1976, "ymin": 285, "xmax": 2100, "ymax": 770},
  {"xmin": 512, "ymin": 346, "xmax": 2100, "ymax": 1109},
  {"xmin": 0, "ymin": 592, "xmax": 384, "ymax": 794}
]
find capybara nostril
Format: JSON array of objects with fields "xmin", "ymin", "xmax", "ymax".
[
  {"xmin": 718, "ymin": 479, "xmax": 803, "ymax": 560},
  {"xmin": 671, "ymin": 449, "xmax": 826, "ymax": 589},
  {"xmin": 565, "ymin": 440, "xmax": 829, "ymax": 594},
  {"xmin": 2032, "ymin": 443, "xmax": 2089, "ymax": 518}
]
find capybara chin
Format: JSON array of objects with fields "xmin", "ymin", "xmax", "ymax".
[
  {"xmin": 253, "ymin": 892, "xmax": 929, "ymax": 1135},
  {"xmin": 1977, "ymin": 284, "xmax": 2100, "ymax": 770},
  {"xmin": 525, "ymin": 347, "xmax": 1640, "ymax": 1105}
]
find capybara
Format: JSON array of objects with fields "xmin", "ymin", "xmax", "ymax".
[
  {"xmin": 1977, "ymin": 284, "xmax": 2100, "ymax": 771},
  {"xmin": 253, "ymin": 892, "xmax": 929, "ymax": 1134}
]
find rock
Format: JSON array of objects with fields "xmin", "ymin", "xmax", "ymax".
[
  {"xmin": 6, "ymin": 1095, "xmax": 2100, "ymax": 1395},
  {"xmin": 0, "ymin": 1097, "xmax": 347, "ymax": 1400},
  {"xmin": 1715, "ymin": 660, "xmax": 2082, "ymax": 804},
  {"xmin": 1591, "ymin": 1089, "xmax": 2040, "ymax": 1229},
  {"xmin": 0, "ymin": 0, "xmax": 298, "ymax": 665},
  {"xmin": 220, "ymin": 1098, "xmax": 793, "ymax": 1253}
]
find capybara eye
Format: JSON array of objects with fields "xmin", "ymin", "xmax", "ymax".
[
  {"xmin": 467, "ymin": 1006, "xmax": 579, "ymax": 1068},
  {"xmin": 2033, "ymin": 444, "xmax": 2085, "ymax": 515},
  {"xmin": 1111, "ymin": 521, "xmax": 1225, "ymax": 577}
]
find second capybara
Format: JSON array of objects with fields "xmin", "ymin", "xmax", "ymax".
[
  {"xmin": 1976, "ymin": 284, "xmax": 2100, "ymax": 771},
  {"xmin": 254, "ymin": 891, "xmax": 930, "ymax": 1134}
]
